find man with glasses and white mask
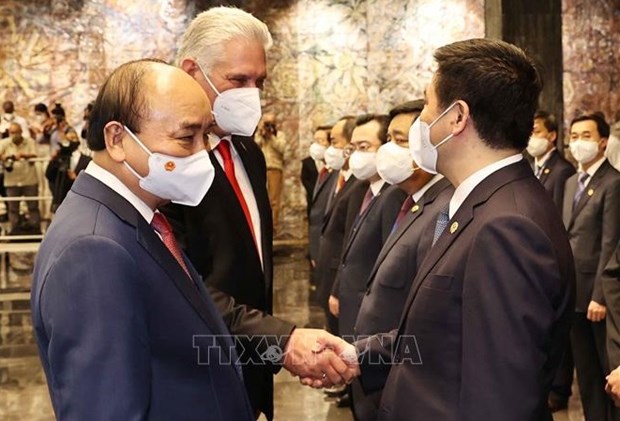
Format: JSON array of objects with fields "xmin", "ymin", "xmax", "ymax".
[{"xmin": 169, "ymin": 7, "xmax": 359, "ymax": 420}]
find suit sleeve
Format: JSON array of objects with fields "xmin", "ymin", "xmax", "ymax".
[
  {"xmin": 38, "ymin": 237, "xmax": 150, "ymax": 420},
  {"xmin": 604, "ymin": 241, "xmax": 620, "ymax": 368},
  {"xmin": 458, "ymin": 215, "xmax": 569, "ymax": 421},
  {"xmin": 592, "ymin": 177, "xmax": 620, "ymax": 305},
  {"xmin": 207, "ymin": 286, "xmax": 296, "ymax": 374},
  {"xmin": 354, "ymin": 330, "xmax": 399, "ymax": 393}
]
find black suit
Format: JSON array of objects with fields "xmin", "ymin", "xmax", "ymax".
[
  {"xmin": 315, "ymin": 175, "xmax": 368, "ymax": 333},
  {"xmin": 332, "ymin": 183, "xmax": 405, "ymax": 338},
  {"xmin": 536, "ymin": 149, "xmax": 576, "ymax": 212},
  {"xmin": 604, "ymin": 240, "xmax": 620, "ymax": 369},
  {"xmin": 308, "ymin": 169, "xmax": 337, "ymax": 264},
  {"xmin": 301, "ymin": 156, "xmax": 319, "ymax": 216},
  {"xmin": 535, "ymin": 149, "xmax": 575, "ymax": 403},
  {"xmin": 563, "ymin": 159, "xmax": 620, "ymax": 421},
  {"xmin": 357, "ymin": 160, "xmax": 574, "ymax": 421},
  {"xmin": 351, "ymin": 178, "xmax": 453, "ymax": 421},
  {"xmin": 164, "ymin": 135, "xmax": 283, "ymax": 420}
]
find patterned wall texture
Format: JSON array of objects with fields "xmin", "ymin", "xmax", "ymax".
[
  {"xmin": 0, "ymin": 0, "xmax": 485, "ymax": 239},
  {"xmin": 562, "ymin": 0, "xmax": 620, "ymax": 133}
]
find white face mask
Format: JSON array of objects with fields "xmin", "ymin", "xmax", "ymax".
[
  {"xmin": 409, "ymin": 102, "xmax": 457, "ymax": 174},
  {"xmin": 349, "ymin": 150, "xmax": 377, "ymax": 180},
  {"xmin": 123, "ymin": 125, "xmax": 215, "ymax": 206},
  {"xmin": 309, "ymin": 142, "xmax": 327, "ymax": 161},
  {"xmin": 198, "ymin": 63, "xmax": 261, "ymax": 137},
  {"xmin": 570, "ymin": 139, "xmax": 600, "ymax": 165},
  {"xmin": 526, "ymin": 136, "xmax": 550, "ymax": 157},
  {"xmin": 324, "ymin": 145, "xmax": 346, "ymax": 170},
  {"xmin": 606, "ymin": 134, "xmax": 620, "ymax": 172},
  {"xmin": 376, "ymin": 141, "xmax": 415, "ymax": 184}
]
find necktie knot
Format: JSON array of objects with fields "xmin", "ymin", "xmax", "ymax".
[
  {"xmin": 216, "ymin": 139, "xmax": 233, "ymax": 161},
  {"xmin": 573, "ymin": 172, "xmax": 590, "ymax": 210},
  {"xmin": 151, "ymin": 212, "xmax": 191, "ymax": 278},
  {"xmin": 579, "ymin": 172, "xmax": 590, "ymax": 185}
]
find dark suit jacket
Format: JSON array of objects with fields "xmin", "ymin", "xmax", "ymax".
[
  {"xmin": 563, "ymin": 159, "xmax": 620, "ymax": 311},
  {"xmin": 308, "ymin": 170, "xmax": 337, "ymax": 263},
  {"xmin": 354, "ymin": 178, "xmax": 453, "ymax": 337},
  {"xmin": 332, "ymin": 184, "xmax": 406, "ymax": 338},
  {"xmin": 537, "ymin": 149, "xmax": 575, "ymax": 212},
  {"xmin": 301, "ymin": 156, "xmax": 319, "ymax": 216},
  {"xmin": 45, "ymin": 153, "xmax": 91, "ymax": 209},
  {"xmin": 164, "ymin": 135, "xmax": 280, "ymax": 419},
  {"xmin": 603, "ymin": 240, "xmax": 620, "ymax": 368},
  {"xmin": 315, "ymin": 176, "xmax": 369, "ymax": 310},
  {"xmin": 31, "ymin": 173, "xmax": 253, "ymax": 420},
  {"xmin": 357, "ymin": 160, "xmax": 575, "ymax": 421}
]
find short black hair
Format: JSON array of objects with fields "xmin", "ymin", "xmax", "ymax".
[
  {"xmin": 34, "ymin": 103, "xmax": 49, "ymax": 114},
  {"xmin": 51, "ymin": 103, "xmax": 65, "ymax": 118},
  {"xmin": 315, "ymin": 124, "xmax": 333, "ymax": 142},
  {"xmin": 338, "ymin": 116, "xmax": 357, "ymax": 143},
  {"xmin": 389, "ymin": 99, "xmax": 424, "ymax": 121},
  {"xmin": 570, "ymin": 112, "xmax": 610, "ymax": 138},
  {"xmin": 433, "ymin": 38, "xmax": 542, "ymax": 150},
  {"xmin": 355, "ymin": 114, "xmax": 390, "ymax": 144},
  {"xmin": 534, "ymin": 110, "xmax": 558, "ymax": 133},
  {"xmin": 87, "ymin": 58, "xmax": 165, "ymax": 151}
]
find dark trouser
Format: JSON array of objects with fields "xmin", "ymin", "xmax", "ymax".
[
  {"xmin": 6, "ymin": 185, "xmax": 40, "ymax": 231},
  {"xmin": 549, "ymin": 344, "xmax": 574, "ymax": 401},
  {"xmin": 351, "ymin": 377, "xmax": 381, "ymax": 421},
  {"xmin": 572, "ymin": 312, "xmax": 619, "ymax": 421}
]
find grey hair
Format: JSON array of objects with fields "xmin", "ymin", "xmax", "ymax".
[{"xmin": 175, "ymin": 6, "xmax": 273, "ymax": 72}]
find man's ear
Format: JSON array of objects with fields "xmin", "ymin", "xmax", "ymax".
[
  {"xmin": 104, "ymin": 122, "xmax": 126, "ymax": 163},
  {"xmin": 180, "ymin": 57, "xmax": 200, "ymax": 78},
  {"xmin": 452, "ymin": 100, "xmax": 470, "ymax": 136},
  {"xmin": 549, "ymin": 131, "xmax": 558, "ymax": 144}
]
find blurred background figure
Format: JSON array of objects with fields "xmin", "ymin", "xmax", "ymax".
[
  {"xmin": 255, "ymin": 112, "xmax": 286, "ymax": 235},
  {"xmin": 0, "ymin": 123, "xmax": 40, "ymax": 234},
  {"xmin": 48, "ymin": 103, "xmax": 76, "ymax": 155},
  {"xmin": 1, "ymin": 100, "xmax": 29, "ymax": 139}
]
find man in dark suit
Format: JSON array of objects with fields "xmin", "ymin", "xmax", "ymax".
[
  {"xmin": 332, "ymin": 39, "xmax": 575, "ymax": 421},
  {"xmin": 172, "ymin": 8, "xmax": 359, "ymax": 418},
  {"xmin": 350, "ymin": 100, "xmax": 453, "ymax": 420},
  {"xmin": 527, "ymin": 109, "xmax": 576, "ymax": 411},
  {"xmin": 527, "ymin": 110, "xmax": 576, "ymax": 212},
  {"xmin": 315, "ymin": 116, "xmax": 368, "ymax": 335},
  {"xmin": 328, "ymin": 114, "xmax": 405, "ymax": 337},
  {"xmin": 563, "ymin": 112, "xmax": 620, "ymax": 421},
  {"xmin": 302, "ymin": 125, "xmax": 332, "ymax": 217},
  {"xmin": 604, "ymin": 240, "xmax": 620, "ymax": 404},
  {"xmin": 31, "ymin": 60, "xmax": 255, "ymax": 420}
]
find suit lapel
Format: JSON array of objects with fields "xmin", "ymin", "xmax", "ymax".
[
  {"xmin": 570, "ymin": 160, "xmax": 611, "ymax": 224},
  {"xmin": 312, "ymin": 170, "xmax": 332, "ymax": 201},
  {"xmin": 538, "ymin": 151, "xmax": 558, "ymax": 185},
  {"xmin": 563, "ymin": 176, "xmax": 577, "ymax": 227},
  {"xmin": 397, "ymin": 161, "xmax": 530, "ymax": 332},
  {"xmin": 341, "ymin": 185, "xmax": 384, "ymax": 260}
]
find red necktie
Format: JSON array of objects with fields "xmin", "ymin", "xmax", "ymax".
[
  {"xmin": 334, "ymin": 173, "xmax": 346, "ymax": 194},
  {"xmin": 318, "ymin": 167, "xmax": 329, "ymax": 184},
  {"xmin": 216, "ymin": 139, "xmax": 256, "ymax": 243},
  {"xmin": 392, "ymin": 196, "xmax": 414, "ymax": 231},
  {"xmin": 359, "ymin": 187, "xmax": 374, "ymax": 215},
  {"xmin": 151, "ymin": 212, "xmax": 191, "ymax": 278}
]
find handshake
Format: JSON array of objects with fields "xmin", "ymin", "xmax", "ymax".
[{"xmin": 282, "ymin": 328, "xmax": 360, "ymax": 388}]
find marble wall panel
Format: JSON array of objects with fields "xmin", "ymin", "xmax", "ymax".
[
  {"xmin": 1, "ymin": 0, "xmax": 484, "ymax": 239},
  {"xmin": 562, "ymin": 0, "xmax": 620, "ymax": 134}
]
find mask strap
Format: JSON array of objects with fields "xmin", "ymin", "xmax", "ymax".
[
  {"xmin": 123, "ymin": 125, "xmax": 153, "ymax": 157},
  {"xmin": 196, "ymin": 61, "xmax": 221, "ymax": 96},
  {"xmin": 429, "ymin": 101, "xmax": 459, "ymax": 129}
]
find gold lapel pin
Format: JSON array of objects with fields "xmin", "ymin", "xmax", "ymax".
[
  {"xmin": 450, "ymin": 222, "xmax": 459, "ymax": 234},
  {"xmin": 411, "ymin": 205, "xmax": 420, "ymax": 213},
  {"xmin": 543, "ymin": 168, "xmax": 550, "ymax": 174},
  {"xmin": 587, "ymin": 188, "xmax": 594, "ymax": 197}
]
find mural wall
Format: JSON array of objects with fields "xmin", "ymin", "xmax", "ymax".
[
  {"xmin": 0, "ymin": 0, "xmax": 486, "ymax": 238},
  {"xmin": 562, "ymin": 0, "xmax": 620, "ymax": 135}
]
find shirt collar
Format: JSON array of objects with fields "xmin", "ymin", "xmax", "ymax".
[
  {"xmin": 580, "ymin": 156, "xmax": 606, "ymax": 178},
  {"xmin": 534, "ymin": 147, "xmax": 556, "ymax": 168},
  {"xmin": 341, "ymin": 168, "xmax": 353, "ymax": 181},
  {"xmin": 412, "ymin": 174, "xmax": 444, "ymax": 203},
  {"xmin": 449, "ymin": 154, "xmax": 523, "ymax": 219},
  {"xmin": 369, "ymin": 179, "xmax": 386, "ymax": 196},
  {"xmin": 84, "ymin": 161, "xmax": 155, "ymax": 223}
]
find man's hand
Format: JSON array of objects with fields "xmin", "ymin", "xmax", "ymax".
[
  {"xmin": 282, "ymin": 328, "xmax": 359, "ymax": 388},
  {"xmin": 606, "ymin": 366, "xmax": 620, "ymax": 406},
  {"xmin": 587, "ymin": 300, "xmax": 606, "ymax": 322},
  {"xmin": 328, "ymin": 295, "xmax": 339, "ymax": 317}
]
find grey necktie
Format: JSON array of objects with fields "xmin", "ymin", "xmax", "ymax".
[
  {"xmin": 432, "ymin": 205, "xmax": 450, "ymax": 246},
  {"xmin": 573, "ymin": 172, "xmax": 590, "ymax": 210}
]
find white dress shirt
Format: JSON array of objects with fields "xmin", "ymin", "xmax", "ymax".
[
  {"xmin": 369, "ymin": 179, "xmax": 386, "ymax": 196},
  {"xmin": 449, "ymin": 154, "xmax": 523, "ymax": 219},
  {"xmin": 208, "ymin": 134, "xmax": 263, "ymax": 267},
  {"xmin": 412, "ymin": 174, "xmax": 444, "ymax": 203},
  {"xmin": 580, "ymin": 156, "xmax": 607, "ymax": 187}
]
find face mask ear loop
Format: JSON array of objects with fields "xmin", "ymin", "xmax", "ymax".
[
  {"xmin": 196, "ymin": 61, "xmax": 221, "ymax": 96},
  {"xmin": 123, "ymin": 125, "xmax": 153, "ymax": 157}
]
